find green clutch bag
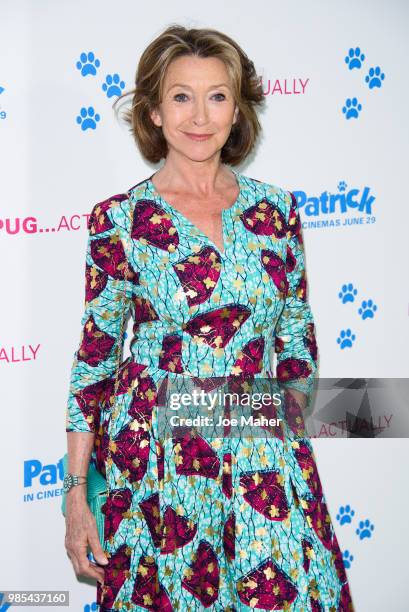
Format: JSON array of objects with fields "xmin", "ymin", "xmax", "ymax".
[{"xmin": 61, "ymin": 453, "xmax": 108, "ymax": 547}]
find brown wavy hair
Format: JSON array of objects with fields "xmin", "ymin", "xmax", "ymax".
[{"xmin": 113, "ymin": 24, "xmax": 265, "ymax": 166}]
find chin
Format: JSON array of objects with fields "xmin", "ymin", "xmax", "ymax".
[{"xmin": 173, "ymin": 144, "xmax": 220, "ymax": 162}]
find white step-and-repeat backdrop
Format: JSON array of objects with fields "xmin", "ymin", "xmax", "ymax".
[{"xmin": 1, "ymin": 0, "xmax": 408, "ymax": 610}]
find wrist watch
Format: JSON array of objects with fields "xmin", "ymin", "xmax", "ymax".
[{"xmin": 63, "ymin": 473, "xmax": 88, "ymax": 493}]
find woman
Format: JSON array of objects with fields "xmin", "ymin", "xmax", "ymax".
[{"xmin": 64, "ymin": 25, "xmax": 354, "ymax": 611}]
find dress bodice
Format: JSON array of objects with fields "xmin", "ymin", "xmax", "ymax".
[{"xmin": 65, "ymin": 170, "xmax": 318, "ymax": 433}]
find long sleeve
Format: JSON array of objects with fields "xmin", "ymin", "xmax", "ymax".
[
  {"xmin": 274, "ymin": 191, "xmax": 319, "ymax": 409},
  {"xmin": 65, "ymin": 195, "xmax": 134, "ymax": 432}
]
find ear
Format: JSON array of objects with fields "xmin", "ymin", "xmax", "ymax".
[
  {"xmin": 150, "ymin": 107, "xmax": 162, "ymax": 128},
  {"xmin": 232, "ymin": 104, "xmax": 239, "ymax": 125}
]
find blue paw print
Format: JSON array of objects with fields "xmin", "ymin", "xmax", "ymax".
[
  {"xmin": 336, "ymin": 504, "xmax": 355, "ymax": 525},
  {"xmin": 338, "ymin": 283, "xmax": 358, "ymax": 304},
  {"xmin": 337, "ymin": 329, "xmax": 356, "ymax": 349},
  {"xmin": 358, "ymin": 299, "xmax": 377, "ymax": 320},
  {"xmin": 76, "ymin": 51, "xmax": 100, "ymax": 77},
  {"xmin": 356, "ymin": 518, "xmax": 375, "ymax": 540},
  {"xmin": 343, "ymin": 549, "xmax": 354, "ymax": 568},
  {"xmin": 365, "ymin": 66, "xmax": 385, "ymax": 89},
  {"xmin": 102, "ymin": 73, "xmax": 126, "ymax": 98},
  {"xmin": 76, "ymin": 106, "xmax": 101, "ymax": 131},
  {"xmin": 84, "ymin": 602, "xmax": 97, "ymax": 612},
  {"xmin": 345, "ymin": 47, "xmax": 365, "ymax": 70},
  {"xmin": 338, "ymin": 180, "xmax": 347, "ymax": 192},
  {"xmin": 342, "ymin": 97, "xmax": 362, "ymax": 120}
]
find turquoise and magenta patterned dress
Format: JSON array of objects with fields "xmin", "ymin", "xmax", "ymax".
[{"xmin": 65, "ymin": 169, "xmax": 354, "ymax": 611}]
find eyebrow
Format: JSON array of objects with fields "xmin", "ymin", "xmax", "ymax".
[{"xmin": 167, "ymin": 82, "xmax": 230, "ymax": 91}]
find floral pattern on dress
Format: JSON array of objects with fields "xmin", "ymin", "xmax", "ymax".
[{"xmin": 65, "ymin": 171, "xmax": 354, "ymax": 611}]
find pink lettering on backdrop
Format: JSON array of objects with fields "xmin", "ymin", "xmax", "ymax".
[
  {"xmin": 261, "ymin": 78, "xmax": 310, "ymax": 95},
  {"xmin": 0, "ymin": 214, "xmax": 89, "ymax": 235},
  {"xmin": 0, "ymin": 344, "xmax": 41, "ymax": 362}
]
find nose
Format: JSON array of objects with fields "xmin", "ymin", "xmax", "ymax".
[{"xmin": 192, "ymin": 97, "xmax": 209, "ymax": 125}]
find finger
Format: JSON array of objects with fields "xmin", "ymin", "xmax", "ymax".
[
  {"xmin": 75, "ymin": 541, "xmax": 105, "ymax": 581},
  {"xmin": 65, "ymin": 545, "xmax": 80, "ymax": 576},
  {"xmin": 68, "ymin": 555, "xmax": 81, "ymax": 577},
  {"xmin": 87, "ymin": 549, "xmax": 108, "ymax": 575},
  {"xmin": 77, "ymin": 553, "xmax": 105, "ymax": 583},
  {"xmin": 77, "ymin": 562, "xmax": 105, "ymax": 584},
  {"xmin": 87, "ymin": 559, "xmax": 107, "ymax": 583},
  {"xmin": 87, "ymin": 528, "xmax": 109, "ymax": 566}
]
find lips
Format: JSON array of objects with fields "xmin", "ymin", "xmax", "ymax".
[{"xmin": 183, "ymin": 132, "xmax": 213, "ymax": 141}]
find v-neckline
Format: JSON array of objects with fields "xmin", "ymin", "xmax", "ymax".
[{"xmin": 146, "ymin": 169, "xmax": 243, "ymax": 257}]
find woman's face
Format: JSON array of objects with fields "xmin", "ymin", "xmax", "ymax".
[{"xmin": 150, "ymin": 55, "xmax": 239, "ymax": 163}]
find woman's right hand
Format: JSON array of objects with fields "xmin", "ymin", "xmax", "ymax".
[{"xmin": 64, "ymin": 490, "xmax": 109, "ymax": 585}]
